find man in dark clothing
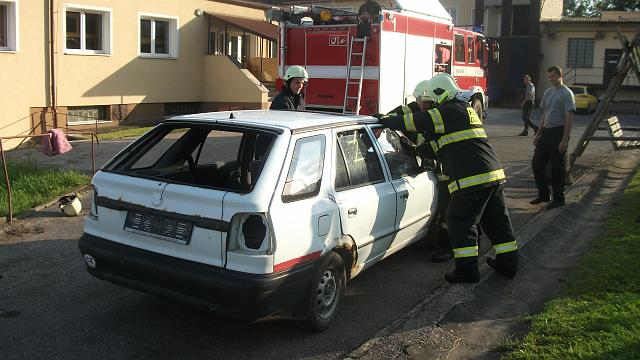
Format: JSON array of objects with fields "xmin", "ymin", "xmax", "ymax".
[
  {"xmin": 530, "ymin": 65, "xmax": 576, "ymax": 209},
  {"xmin": 376, "ymin": 74, "xmax": 519, "ymax": 283},
  {"xmin": 270, "ymin": 65, "xmax": 308, "ymax": 111},
  {"xmin": 519, "ymin": 75, "xmax": 538, "ymax": 136}
]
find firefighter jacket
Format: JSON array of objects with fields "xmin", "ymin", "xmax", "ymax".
[
  {"xmin": 387, "ymin": 102, "xmax": 428, "ymax": 151},
  {"xmin": 382, "ymin": 99, "xmax": 505, "ymax": 193},
  {"xmin": 270, "ymin": 87, "xmax": 305, "ymax": 111}
]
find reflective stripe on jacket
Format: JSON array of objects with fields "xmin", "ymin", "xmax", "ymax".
[{"xmin": 382, "ymin": 99, "xmax": 505, "ymax": 193}]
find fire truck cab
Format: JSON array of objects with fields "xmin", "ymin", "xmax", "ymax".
[{"xmin": 270, "ymin": 0, "xmax": 497, "ymax": 118}]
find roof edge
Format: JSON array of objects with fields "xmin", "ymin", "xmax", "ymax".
[{"xmin": 208, "ymin": 0, "xmax": 272, "ymax": 10}]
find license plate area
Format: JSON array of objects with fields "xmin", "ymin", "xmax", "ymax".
[{"xmin": 124, "ymin": 210, "xmax": 194, "ymax": 245}]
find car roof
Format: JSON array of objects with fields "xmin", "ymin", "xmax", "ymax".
[{"xmin": 166, "ymin": 110, "xmax": 377, "ymax": 134}]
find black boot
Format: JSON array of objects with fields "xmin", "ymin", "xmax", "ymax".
[
  {"xmin": 430, "ymin": 249, "xmax": 454, "ymax": 263},
  {"xmin": 445, "ymin": 258, "xmax": 480, "ymax": 283},
  {"xmin": 487, "ymin": 251, "xmax": 519, "ymax": 278}
]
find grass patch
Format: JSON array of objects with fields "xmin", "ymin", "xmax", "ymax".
[
  {"xmin": 0, "ymin": 159, "xmax": 89, "ymax": 217},
  {"xmin": 504, "ymin": 171, "xmax": 640, "ymax": 359},
  {"xmin": 97, "ymin": 126, "xmax": 153, "ymax": 140}
]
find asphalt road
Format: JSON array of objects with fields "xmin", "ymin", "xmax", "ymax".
[{"xmin": 1, "ymin": 108, "xmax": 637, "ymax": 360}]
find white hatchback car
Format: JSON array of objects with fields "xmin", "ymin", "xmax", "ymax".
[{"xmin": 79, "ymin": 110, "xmax": 438, "ymax": 331}]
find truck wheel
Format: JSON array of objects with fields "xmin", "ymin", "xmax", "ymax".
[
  {"xmin": 472, "ymin": 98, "xmax": 484, "ymax": 123},
  {"xmin": 302, "ymin": 252, "xmax": 346, "ymax": 332}
]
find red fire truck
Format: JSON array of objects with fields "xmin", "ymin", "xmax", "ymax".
[{"xmin": 270, "ymin": 0, "xmax": 498, "ymax": 118}]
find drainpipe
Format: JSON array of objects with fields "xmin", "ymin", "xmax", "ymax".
[
  {"xmin": 49, "ymin": 0, "xmax": 58, "ymax": 128},
  {"xmin": 279, "ymin": 21, "xmax": 285, "ymax": 80}
]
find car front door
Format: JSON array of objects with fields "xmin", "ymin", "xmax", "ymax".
[
  {"xmin": 332, "ymin": 127, "xmax": 396, "ymax": 273},
  {"xmin": 370, "ymin": 127, "xmax": 437, "ymax": 255}
]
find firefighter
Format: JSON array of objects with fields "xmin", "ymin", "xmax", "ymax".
[
  {"xmin": 270, "ymin": 65, "xmax": 308, "ymax": 111},
  {"xmin": 375, "ymin": 74, "xmax": 518, "ymax": 283},
  {"xmin": 385, "ymin": 81, "xmax": 453, "ymax": 263}
]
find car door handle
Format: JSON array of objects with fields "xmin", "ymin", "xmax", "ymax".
[
  {"xmin": 399, "ymin": 191, "xmax": 409, "ymax": 200},
  {"xmin": 348, "ymin": 208, "xmax": 358, "ymax": 217}
]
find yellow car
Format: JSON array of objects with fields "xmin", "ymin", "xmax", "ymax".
[{"xmin": 569, "ymin": 85, "xmax": 599, "ymax": 113}]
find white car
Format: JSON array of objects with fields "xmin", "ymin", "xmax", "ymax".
[{"xmin": 79, "ymin": 110, "xmax": 438, "ymax": 331}]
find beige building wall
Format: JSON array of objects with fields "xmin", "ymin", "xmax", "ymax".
[
  {"xmin": 538, "ymin": 22, "xmax": 639, "ymax": 101},
  {"xmin": 0, "ymin": 1, "xmax": 48, "ymax": 149},
  {"xmin": 439, "ymin": 0, "xmax": 474, "ymax": 26},
  {"xmin": 0, "ymin": 0, "xmax": 270, "ymax": 149}
]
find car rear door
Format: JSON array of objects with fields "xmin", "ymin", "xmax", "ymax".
[{"xmin": 332, "ymin": 126, "xmax": 396, "ymax": 271}]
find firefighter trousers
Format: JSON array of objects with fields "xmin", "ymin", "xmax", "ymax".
[{"xmin": 445, "ymin": 183, "xmax": 518, "ymax": 275}]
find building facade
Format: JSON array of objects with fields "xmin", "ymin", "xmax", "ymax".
[
  {"xmin": 0, "ymin": 0, "xmax": 277, "ymax": 148},
  {"xmin": 539, "ymin": 11, "xmax": 640, "ymax": 102}
]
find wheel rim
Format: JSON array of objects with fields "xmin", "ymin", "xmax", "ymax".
[{"xmin": 315, "ymin": 269, "xmax": 339, "ymax": 319}]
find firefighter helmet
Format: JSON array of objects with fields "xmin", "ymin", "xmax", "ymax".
[
  {"xmin": 412, "ymin": 80, "xmax": 433, "ymax": 102},
  {"xmin": 427, "ymin": 73, "xmax": 461, "ymax": 105},
  {"xmin": 59, "ymin": 194, "xmax": 82, "ymax": 216},
  {"xmin": 283, "ymin": 65, "xmax": 309, "ymax": 83}
]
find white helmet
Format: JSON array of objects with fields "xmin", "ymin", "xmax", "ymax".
[
  {"xmin": 283, "ymin": 65, "xmax": 309, "ymax": 83},
  {"xmin": 412, "ymin": 80, "xmax": 433, "ymax": 102},
  {"xmin": 427, "ymin": 73, "xmax": 461, "ymax": 105},
  {"xmin": 59, "ymin": 194, "xmax": 82, "ymax": 216}
]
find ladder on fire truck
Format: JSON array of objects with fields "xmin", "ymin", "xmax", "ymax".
[
  {"xmin": 342, "ymin": 36, "xmax": 368, "ymax": 115},
  {"xmin": 569, "ymin": 29, "xmax": 640, "ymax": 170}
]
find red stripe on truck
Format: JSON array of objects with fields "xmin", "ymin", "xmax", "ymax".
[{"xmin": 274, "ymin": 251, "xmax": 322, "ymax": 272}]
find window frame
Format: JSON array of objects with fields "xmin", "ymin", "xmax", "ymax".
[
  {"xmin": 138, "ymin": 12, "xmax": 179, "ymax": 59},
  {"xmin": 66, "ymin": 105, "xmax": 110, "ymax": 125},
  {"xmin": 334, "ymin": 128, "xmax": 386, "ymax": 192},
  {"xmin": 63, "ymin": 4, "xmax": 112, "ymax": 55},
  {"xmin": 445, "ymin": 6, "xmax": 458, "ymax": 25},
  {"xmin": 0, "ymin": 0, "xmax": 18, "ymax": 52},
  {"xmin": 281, "ymin": 135, "xmax": 326, "ymax": 203},
  {"xmin": 567, "ymin": 38, "xmax": 594, "ymax": 69},
  {"xmin": 467, "ymin": 35, "xmax": 475, "ymax": 64},
  {"xmin": 454, "ymin": 34, "xmax": 465, "ymax": 63}
]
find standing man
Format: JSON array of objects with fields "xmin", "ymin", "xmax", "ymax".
[
  {"xmin": 530, "ymin": 65, "xmax": 576, "ymax": 209},
  {"xmin": 519, "ymin": 75, "xmax": 538, "ymax": 136},
  {"xmin": 270, "ymin": 65, "xmax": 308, "ymax": 111},
  {"xmin": 377, "ymin": 74, "xmax": 519, "ymax": 283}
]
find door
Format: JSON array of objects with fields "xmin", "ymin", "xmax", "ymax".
[
  {"xmin": 603, "ymin": 49, "xmax": 622, "ymax": 87},
  {"xmin": 370, "ymin": 127, "xmax": 436, "ymax": 255},
  {"xmin": 333, "ymin": 127, "xmax": 396, "ymax": 271}
]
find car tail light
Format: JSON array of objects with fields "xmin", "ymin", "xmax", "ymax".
[
  {"xmin": 89, "ymin": 185, "xmax": 98, "ymax": 219},
  {"xmin": 227, "ymin": 213, "xmax": 271, "ymax": 254}
]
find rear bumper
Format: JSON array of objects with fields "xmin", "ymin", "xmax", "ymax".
[{"xmin": 78, "ymin": 233, "xmax": 319, "ymax": 320}]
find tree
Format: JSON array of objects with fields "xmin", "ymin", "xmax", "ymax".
[{"xmin": 564, "ymin": 0, "xmax": 640, "ymax": 17}]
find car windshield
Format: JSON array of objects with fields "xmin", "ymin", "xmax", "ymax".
[{"xmin": 104, "ymin": 123, "xmax": 277, "ymax": 192}]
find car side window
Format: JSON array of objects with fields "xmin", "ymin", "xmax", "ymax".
[
  {"xmin": 282, "ymin": 135, "xmax": 326, "ymax": 203},
  {"xmin": 335, "ymin": 129, "xmax": 384, "ymax": 191},
  {"xmin": 373, "ymin": 128, "xmax": 420, "ymax": 179}
]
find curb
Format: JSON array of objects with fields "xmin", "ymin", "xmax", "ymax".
[{"xmin": 345, "ymin": 149, "xmax": 640, "ymax": 359}]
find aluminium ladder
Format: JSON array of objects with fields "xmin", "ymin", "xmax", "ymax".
[{"xmin": 342, "ymin": 36, "xmax": 368, "ymax": 115}]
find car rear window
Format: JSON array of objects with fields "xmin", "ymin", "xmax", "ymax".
[{"xmin": 104, "ymin": 123, "xmax": 276, "ymax": 192}]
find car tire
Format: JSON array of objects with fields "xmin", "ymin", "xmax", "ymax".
[
  {"xmin": 300, "ymin": 252, "xmax": 346, "ymax": 332},
  {"xmin": 472, "ymin": 98, "xmax": 484, "ymax": 123}
]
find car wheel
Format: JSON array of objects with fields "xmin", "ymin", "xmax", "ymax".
[
  {"xmin": 301, "ymin": 252, "xmax": 346, "ymax": 332},
  {"xmin": 472, "ymin": 98, "xmax": 484, "ymax": 123}
]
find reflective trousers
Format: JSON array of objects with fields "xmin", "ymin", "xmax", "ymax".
[{"xmin": 446, "ymin": 183, "xmax": 518, "ymax": 273}]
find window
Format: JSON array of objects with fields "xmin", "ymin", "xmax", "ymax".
[
  {"xmin": 445, "ymin": 7, "xmax": 457, "ymax": 25},
  {"xmin": 67, "ymin": 105, "xmax": 109, "ymax": 125},
  {"xmin": 568, "ymin": 38, "xmax": 594, "ymax": 68},
  {"xmin": 467, "ymin": 36, "xmax": 475, "ymax": 64},
  {"xmin": 335, "ymin": 129, "xmax": 384, "ymax": 191},
  {"xmin": 165, "ymin": 102, "xmax": 202, "ymax": 116},
  {"xmin": 64, "ymin": 5, "xmax": 111, "ymax": 54},
  {"xmin": 0, "ymin": 1, "xmax": 18, "ymax": 51},
  {"xmin": 282, "ymin": 135, "xmax": 325, "ymax": 202},
  {"xmin": 454, "ymin": 34, "xmax": 465, "ymax": 63},
  {"xmin": 139, "ymin": 13, "xmax": 179, "ymax": 58},
  {"xmin": 512, "ymin": 5, "xmax": 530, "ymax": 36},
  {"xmin": 372, "ymin": 128, "xmax": 419, "ymax": 180}
]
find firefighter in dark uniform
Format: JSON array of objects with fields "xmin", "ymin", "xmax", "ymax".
[
  {"xmin": 270, "ymin": 65, "xmax": 308, "ymax": 111},
  {"xmin": 376, "ymin": 74, "xmax": 519, "ymax": 283},
  {"xmin": 387, "ymin": 81, "xmax": 454, "ymax": 263}
]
